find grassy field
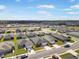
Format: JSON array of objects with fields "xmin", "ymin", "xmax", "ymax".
[
  {"xmin": 75, "ymin": 49, "xmax": 79, "ymax": 53},
  {"xmin": 0, "ymin": 31, "xmax": 8, "ymax": 42},
  {"xmin": 68, "ymin": 39, "xmax": 74, "ymax": 43},
  {"xmin": 67, "ymin": 26, "xmax": 79, "ymax": 29},
  {"xmin": 60, "ymin": 53, "xmax": 73, "ymax": 59},
  {"xmin": 56, "ymin": 40, "xmax": 64, "ymax": 45},
  {"xmin": 4, "ymin": 48, "xmax": 27, "ymax": 58},
  {"xmin": 70, "ymin": 36, "xmax": 79, "ymax": 41}
]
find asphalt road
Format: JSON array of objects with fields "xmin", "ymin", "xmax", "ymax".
[{"xmin": 27, "ymin": 41, "xmax": 79, "ymax": 59}]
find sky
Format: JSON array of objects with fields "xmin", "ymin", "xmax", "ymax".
[{"xmin": 0, "ymin": 0, "xmax": 79, "ymax": 20}]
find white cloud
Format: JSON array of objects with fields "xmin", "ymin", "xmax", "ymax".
[
  {"xmin": 0, "ymin": 13, "xmax": 79, "ymax": 20},
  {"xmin": 36, "ymin": 10, "xmax": 53, "ymax": 19},
  {"xmin": 70, "ymin": 4, "xmax": 79, "ymax": 9},
  {"xmin": 63, "ymin": 4, "xmax": 79, "ymax": 12},
  {"xmin": 37, "ymin": 4, "xmax": 55, "ymax": 9},
  {"xmin": 0, "ymin": 5, "xmax": 6, "ymax": 10},
  {"xmin": 63, "ymin": 8, "xmax": 72, "ymax": 11},
  {"xmin": 62, "ymin": 3, "xmax": 79, "ymax": 12},
  {"xmin": 65, "ymin": 11, "xmax": 79, "ymax": 14}
]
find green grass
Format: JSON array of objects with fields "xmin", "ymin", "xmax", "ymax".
[
  {"xmin": 67, "ymin": 26, "xmax": 79, "ymax": 29},
  {"xmin": 13, "ymin": 31, "xmax": 18, "ymax": 55},
  {"xmin": 75, "ymin": 49, "xmax": 79, "ymax": 53},
  {"xmin": 32, "ymin": 45, "xmax": 43, "ymax": 51},
  {"xmin": 60, "ymin": 53, "xmax": 73, "ymax": 59},
  {"xmin": 3, "ymin": 31, "xmax": 28, "ymax": 58},
  {"xmin": 56, "ymin": 40, "xmax": 63, "ymax": 45},
  {"xmin": 0, "ymin": 31, "xmax": 8, "ymax": 42},
  {"xmin": 4, "ymin": 48, "xmax": 27, "ymax": 58},
  {"xmin": 56, "ymin": 37, "xmax": 75, "ymax": 45},
  {"xmin": 67, "ymin": 26, "xmax": 79, "ymax": 30},
  {"xmin": 68, "ymin": 39, "xmax": 74, "ymax": 43},
  {"xmin": 70, "ymin": 36, "xmax": 79, "ymax": 41}
]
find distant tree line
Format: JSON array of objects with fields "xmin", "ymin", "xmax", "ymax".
[{"xmin": 0, "ymin": 20, "xmax": 79, "ymax": 25}]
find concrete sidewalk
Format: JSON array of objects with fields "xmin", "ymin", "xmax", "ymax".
[
  {"xmin": 67, "ymin": 50, "xmax": 78, "ymax": 56},
  {"xmin": 44, "ymin": 46, "xmax": 52, "ymax": 50},
  {"xmin": 53, "ymin": 44, "xmax": 61, "ymax": 48},
  {"xmin": 28, "ymin": 50, "xmax": 36, "ymax": 55}
]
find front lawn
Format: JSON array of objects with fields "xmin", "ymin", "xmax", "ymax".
[
  {"xmin": 68, "ymin": 39, "xmax": 74, "ymax": 43},
  {"xmin": 75, "ymin": 49, "xmax": 79, "ymax": 53},
  {"xmin": 56, "ymin": 40, "xmax": 63, "ymax": 45},
  {"xmin": 60, "ymin": 53, "xmax": 73, "ymax": 59},
  {"xmin": 4, "ymin": 48, "xmax": 27, "ymax": 58},
  {"xmin": 32, "ymin": 45, "xmax": 43, "ymax": 51},
  {"xmin": 70, "ymin": 36, "xmax": 79, "ymax": 41}
]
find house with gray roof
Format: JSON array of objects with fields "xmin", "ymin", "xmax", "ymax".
[
  {"xmin": 0, "ymin": 49, "xmax": 4, "ymax": 57},
  {"xmin": 16, "ymin": 33, "xmax": 26, "ymax": 39},
  {"xmin": 26, "ymin": 32, "xmax": 36, "ymax": 37},
  {"xmin": 38, "ymin": 36, "xmax": 48, "ymax": 46},
  {"xmin": 43, "ymin": 35, "xmax": 56, "ymax": 45},
  {"xmin": 17, "ymin": 39, "xmax": 33, "ymax": 49},
  {"xmin": 0, "ymin": 42, "xmax": 14, "ymax": 56},
  {"xmin": 4, "ymin": 34, "xmax": 12, "ymax": 40},
  {"xmin": 51, "ymin": 33, "xmax": 69, "ymax": 42},
  {"xmin": 68, "ymin": 32, "xmax": 79, "ymax": 38},
  {"xmin": 34, "ymin": 31, "xmax": 45, "ymax": 36},
  {"xmin": 30, "ymin": 36, "xmax": 40, "ymax": 45},
  {"xmin": 0, "ymin": 34, "xmax": 3, "ymax": 39}
]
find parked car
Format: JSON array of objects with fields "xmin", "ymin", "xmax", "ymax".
[
  {"xmin": 20, "ymin": 55, "xmax": 28, "ymax": 59},
  {"xmin": 52, "ymin": 55, "xmax": 59, "ymax": 59},
  {"xmin": 64, "ymin": 44, "xmax": 70, "ymax": 48}
]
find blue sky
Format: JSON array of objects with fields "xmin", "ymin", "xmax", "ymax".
[{"xmin": 0, "ymin": 0, "xmax": 79, "ymax": 20}]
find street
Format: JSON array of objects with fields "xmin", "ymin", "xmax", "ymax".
[{"xmin": 27, "ymin": 41, "xmax": 79, "ymax": 59}]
